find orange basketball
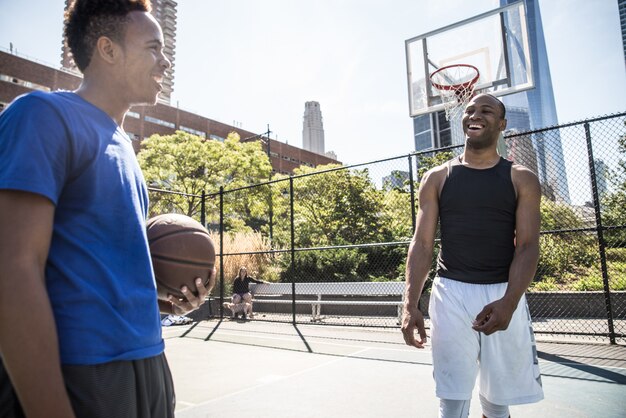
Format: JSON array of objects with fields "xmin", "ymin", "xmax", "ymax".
[{"xmin": 146, "ymin": 213, "xmax": 216, "ymax": 301}]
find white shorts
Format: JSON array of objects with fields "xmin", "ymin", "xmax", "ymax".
[{"xmin": 429, "ymin": 276, "xmax": 544, "ymax": 405}]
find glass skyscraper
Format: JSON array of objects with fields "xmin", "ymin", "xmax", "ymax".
[
  {"xmin": 501, "ymin": 0, "xmax": 569, "ymax": 203},
  {"xmin": 617, "ymin": 0, "xmax": 626, "ymax": 63}
]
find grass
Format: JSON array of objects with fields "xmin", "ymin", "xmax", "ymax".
[
  {"xmin": 209, "ymin": 230, "xmax": 283, "ymax": 296},
  {"xmin": 533, "ymin": 247, "xmax": 626, "ymax": 291}
]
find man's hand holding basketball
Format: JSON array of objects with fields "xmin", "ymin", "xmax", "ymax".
[
  {"xmin": 169, "ymin": 267, "xmax": 216, "ymax": 315},
  {"xmin": 401, "ymin": 305, "xmax": 427, "ymax": 349}
]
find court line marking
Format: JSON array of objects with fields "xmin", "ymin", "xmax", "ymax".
[{"xmin": 204, "ymin": 329, "xmax": 432, "ymax": 354}]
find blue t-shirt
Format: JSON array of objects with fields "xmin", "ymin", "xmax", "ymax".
[{"xmin": 0, "ymin": 91, "xmax": 164, "ymax": 365}]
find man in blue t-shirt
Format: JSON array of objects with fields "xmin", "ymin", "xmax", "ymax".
[{"xmin": 0, "ymin": 1, "xmax": 214, "ymax": 417}]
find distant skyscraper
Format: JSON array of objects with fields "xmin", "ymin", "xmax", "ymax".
[
  {"xmin": 302, "ymin": 101, "xmax": 325, "ymax": 155},
  {"xmin": 505, "ymin": 106, "xmax": 531, "ymax": 132},
  {"xmin": 150, "ymin": 0, "xmax": 177, "ymax": 103},
  {"xmin": 506, "ymin": 129, "xmax": 538, "ymax": 176},
  {"xmin": 594, "ymin": 159, "xmax": 609, "ymax": 198},
  {"xmin": 61, "ymin": 0, "xmax": 177, "ymax": 104},
  {"xmin": 617, "ymin": 0, "xmax": 626, "ymax": 63},
  {"xmin": 500, "ymin": 0, "xmax": 569, "ymax": 203},
  {"xmin": 382, "ymin": 170, "xmax": 410, "ymax": 190}
]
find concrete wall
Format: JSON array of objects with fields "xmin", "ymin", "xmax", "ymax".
[{"xmin": 190, "ymin": 291, "xmax": 626, "ymax": 320}]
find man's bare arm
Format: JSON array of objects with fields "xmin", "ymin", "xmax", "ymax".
[
  {"xmin": 0, "ymin": 190, "xmax": 75, "ymax": 418},
  {"xmin": 401, "ymin": 167, "xmax": 443, "ymax": 348},
  {"xmin": 473, "ymin": 165, "xmax": 541, "ymax": 335}
]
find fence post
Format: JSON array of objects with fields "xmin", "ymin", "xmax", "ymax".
[
  {"xmin": 585, "ymin": 122, "xmax": 616, "ymax": 344},
  {"xmin": 289, "ymin": 176, "xmax": 296, "ymax": 326},
  {"xmin": 269, "ymin": 185, "xmax": 274, "ymax": 246},
  {"xmin": 219, "ymin": 186, "xmax": 225, "ymax": 320},
  {"xmin": 408, "ymin": 154, "xmax": 417, "ymax": 233},
  {"xmin": 200, "ymin": 190, "xmax": 206, "ymax": 227}
]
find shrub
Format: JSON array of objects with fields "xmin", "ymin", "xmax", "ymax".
[
  {"xmin": 358, "ymin": 245, "xmax": 407, "ymax": 281},
  {"xmin": 281, "ymin": 248, "xmax": 367, "ymax": 283},
  {"xmin": 572, "ymin": 274, "xmax": 604, "ymax": 291},
  {"xmin": 537, "ymin": 234, "xmax": 597, "ymax": 280}
]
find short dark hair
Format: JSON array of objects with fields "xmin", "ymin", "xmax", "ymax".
[
  {"xmin": 64, "ymin": 0, "xmax": 152, "ymax": 72},
  {"xmin": 482, "ymin": 93, "xmax": 506, "ymax": 119}
]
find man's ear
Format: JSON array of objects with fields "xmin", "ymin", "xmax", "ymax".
[
  {"xmin": 95, "ymin": 36, "xmax": 120, "ymax": 65},
  {"xmin": 500, "ymin": 118, "xmax": 507, "ymax": 132}
]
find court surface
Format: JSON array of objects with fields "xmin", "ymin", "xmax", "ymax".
[{"xmin": 163, "ymin": 319, "xmax": 626, "ymax": 418}]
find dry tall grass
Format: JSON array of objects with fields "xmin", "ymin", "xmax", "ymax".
[{"xmin": 209, "ymin": 231, "xmax": 282, "ymax": 288}]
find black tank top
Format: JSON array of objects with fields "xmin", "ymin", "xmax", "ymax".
[{"xmin": 436, "ymin": 157, "xmax": 516, "ymax": 284}]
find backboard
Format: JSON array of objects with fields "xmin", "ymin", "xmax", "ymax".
[{"xmin": 405, "ymin": 1, "xmax": 534, "ymax": 117}]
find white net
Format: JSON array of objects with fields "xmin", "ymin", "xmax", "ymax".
[{"xmin": 430, "ymin": 65, "xmax": 479, "ymax": 122}]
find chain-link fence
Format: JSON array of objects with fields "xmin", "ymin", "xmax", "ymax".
[{"xmin": 148, "ymin": 112, "xmax": 626, "ymax": 344}]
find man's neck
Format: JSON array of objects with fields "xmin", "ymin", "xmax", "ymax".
[
  {"xmin": 460, "ymin": 148, "xmax": 501, "ymax": 169},
  {"xmin": 75, "ymin": 76, "xmax": 129, "ymax": 126}
]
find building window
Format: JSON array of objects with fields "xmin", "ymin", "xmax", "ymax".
[
  {"xmin": 414, "ymin": 131, "xmax": 431, "ymax": 151},
  {"xmin": 180, "ymin": 125, "xmax": 207, "ymax": 138},
  {"xmin": 144, "ymin": 115, "xmax": 175, "ymax": 129},
  {"xmin": 436, "ymin": 112, "xmax": 452, "ymax": 147},
  {"xmin": 413, "ymin": 114, "xmax": 432, "ymax": 151},
  {"xmin": 0, "ymin": 74, "xmax": 50, "ymax": 92},
  {"xmin": 209, "ymin": 134, "xmax": 225, "ymax": 142}
]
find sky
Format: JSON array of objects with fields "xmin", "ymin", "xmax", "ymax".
[{"xmin": 0, "ymin": 0, "xmax": 625, "ymax": 167}]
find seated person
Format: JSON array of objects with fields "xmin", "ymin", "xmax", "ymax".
[{"xmin": 229, "ymin": 267, "xmax": 264, "ymax": 319}]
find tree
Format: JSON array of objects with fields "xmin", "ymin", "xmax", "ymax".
[
  {"xmin": 138, "ymin": 131, "xmax": 271, "ymax": 228},
  {"xmin": 274, "ymin": 153, "xmax": 457, "ymax": 282},
  {"xmin": 287, "ymin": 164, "xmax": 387, "ymax": 247},
  {"xmin": 540, "ymin": 199, "xmax": 584, "ymax": 232},
  {"xmin": 269, "ymin": 164, "xmax": 390, "ymax": 282}
]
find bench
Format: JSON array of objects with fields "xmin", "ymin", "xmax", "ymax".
[{"xmin": 249, "ymin": 281, "xmax": 405, "ymax": 322}]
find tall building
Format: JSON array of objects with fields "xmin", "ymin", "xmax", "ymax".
[
  {"xmin": 617, "ymin": 0, "xmax": 626, "ymax": 64},
  {"xmin": 59, "ymin": 7, "xmax": 77, "ymax": 75},
  {"xmin": 594, "ymin": 159, "xmax": 609, "ymax": 199},
  {"xmin": 500, "ymin": 0, "xmax": 569, "ymax": 204},
  {"xmin": 302, "ymin": 101, "xmax": 325, "ymax": 155},
  {"xmin": 149, "ymin": 0, "xmax": 177, "ymax": 103},
  {"xmin": 61, "ymin": 0, "xmax": 177, "ymax": 104},
  {"xmin": 412, "ymin": 0, "xmax": 570, "ymax": 203},
  {"xmin": 505, "ymin": 106, "xmax": 531, "ymax": 132},
  {"xmin": 506, "ymin": 129, "xmax": 538, "ymax": 177},
  {"xmin": 382, "ymin": 170, "xmax": 410, "ymax": 190}
]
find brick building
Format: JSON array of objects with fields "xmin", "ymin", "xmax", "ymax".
[{"xmin": 0, "ymin": 50, "xmax": 340, "ymax": 175}]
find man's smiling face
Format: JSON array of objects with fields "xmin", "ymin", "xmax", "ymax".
[{"xmin": 462, "ymin": 94, "xmax": 507, "ymax": 150}]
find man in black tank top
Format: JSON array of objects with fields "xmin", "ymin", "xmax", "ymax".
[{"xmin": 401, "ymin": 94, "xmax": 543, "ymax": 417}]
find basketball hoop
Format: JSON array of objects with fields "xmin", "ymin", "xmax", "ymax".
[{"xmin": 429, "ymin": 64, "xmax": 480, "ymax": 121}]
